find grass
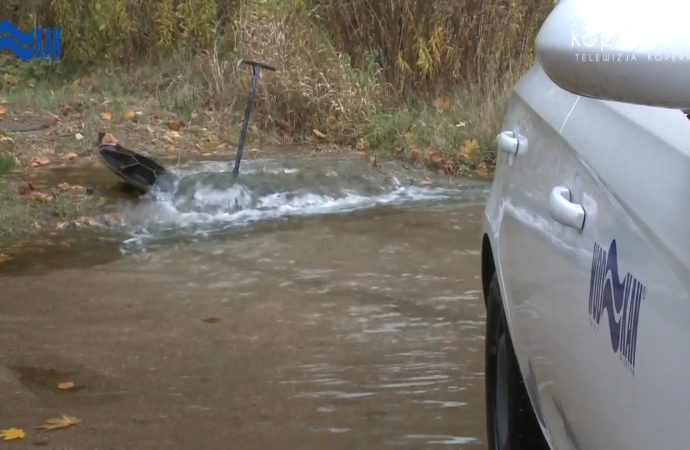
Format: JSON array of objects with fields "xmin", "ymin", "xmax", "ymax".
[
  {"xmin": 0, "ymin": 178, "xmax": 106, "ymax": 238},
  {"xmin": 0, "ymin": 152, "xmax": 17, "ymax": 174}
]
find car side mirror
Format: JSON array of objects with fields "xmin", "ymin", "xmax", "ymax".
[{"xmin": 535, "ymin": 0, "xmax": 690, "ymax": 111}]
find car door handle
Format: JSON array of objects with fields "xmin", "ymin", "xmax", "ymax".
[
  {"xmin": 549, "ymin": 186, "xmax": 585, "ymax": 230},
  {"xmin": 496, "ymin": 131, "xmax": 528, "ymax": 155}
]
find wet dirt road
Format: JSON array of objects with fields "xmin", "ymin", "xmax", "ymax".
[{"xmin": 0, "ymin": 155, "xmax": 490, "ymax": 449}]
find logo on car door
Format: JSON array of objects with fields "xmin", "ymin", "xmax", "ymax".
[{"xmin": 588, "ymin": 239, "xmax": 645, "ymax": 374}]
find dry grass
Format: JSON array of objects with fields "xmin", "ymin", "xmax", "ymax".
[{"xmin": 0, "ymin": 0, "xmax": 554, "ymax": 176}]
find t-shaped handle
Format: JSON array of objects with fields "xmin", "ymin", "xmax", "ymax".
[{"xmin": 236, "ymin": 58, "xmax": 278, "ymax": 72}]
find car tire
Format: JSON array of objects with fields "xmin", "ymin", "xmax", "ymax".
[{"xmin": 485, "ymin": 274, "xmax": 550, "ymax": 450}]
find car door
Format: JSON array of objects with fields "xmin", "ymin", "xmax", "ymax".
[
  {"xmin": 547, "ymin": 96, "xmax": 690, "ymax": 450},
  {"xmin": 492, "ymin": 61, "xmax": 578, "ymax": 442}
]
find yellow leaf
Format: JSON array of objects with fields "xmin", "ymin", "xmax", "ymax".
[
  {"xmin": 31, "ymin": 157, "xmax": 50, "ymax": 167},
  {"xmin": 0, "ymin": 428, "xmax": 25, "ymax": 440},
  {"xmin": 31, "ymin": 192, "xmax": 54, "ymax": 203},
  {"xmin": 57, "ymin": 381, "xmax": 75, "ymax": 390},
  {"xmin": 74, "ymin": 133, "xmax": 84, "ymax": 140},
  {"xmin": 100, "ymin": 111, "xmax": 112, "ymax": 121},
  {"xmin": 0, "ymin": 254, "xmax": 12, "ymax": 263},
  {"xmin": 36, "ymin": 415, "xmax": 81, "ymax": 431},
  {"xmin": 460, "ymin": 139, "xmax": 480, "ymax": 158},
  {"xmin": 123, "ymin": 109, "xmax": 134, "ymax": 120},
  {"xmin": 101, "ymin": 133, "xmax": 118, "ymax": 145},
  {"xmin": 313, "ymin": 129, "xmax": 327, "ymax": 139},
  {"xmin": 0, "ymin": 106, "xmax": 6, "ymax": 116},
  {"xmin": 66, "ymin": 152, "xmax": 78, "ymax": 160},
  {"xmin": 455, "ymin": 122, "xmax": 466, "ymax": 128}
]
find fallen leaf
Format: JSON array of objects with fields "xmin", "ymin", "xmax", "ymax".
[
  {"xmin": 100, "ymin": 111, "xmax": 112, "ymax": 121},
  {"xmin": 160, "ymin": 135, "xmax": 175, "ymax": 145},
  {"xmin": 57, "ymin": 183, "xmax": 86, "ymax": 194},
  {"xmin": 17, "ymin": 182, "xmax": 35, "ymax": 195},
  {"xmin": 0, "ymin": 428, "xmax": 24, "ymax": 440},
  {"xmin": 195, "ymin": 142, "xmax": 203, "ymax": 152},
  {"xmin": 36, "ymin": 415, "xmax": 81, "ymax": 431},
  {"xmin": 56, "ymin": 221, "xmax": 72, "ymax": 230},
  {"xmin": 476, "ymin": 165, "xmax": 488, "ymax": 177},
  {"xmin": 423, "ymin": 148, "xmax": 445, "ymax": 170},
  {"xmin": 123, "ymin": 109, "xmax": 135, "ymax": 121},
  {"xmin": 101, "ymin": 133, "xmax": 118, "ymax": 145},
  {"xmin": 75, "ymin": 133, "xmax": 84, "ymax": 140},
  {"xmin": 0, "ymin": 254, "xmax": 13, "ymax": 263},
  {"xmin": 313, "ymin": 129, "xmax": 327, "ymax": 139},
  {"xmin": 355, "ymin": 139, "xmax": 367, "ymax": 152},
  {"xmin": 203, "ymin": 317, "xmax": 222, "ymax": 324},
  {"xmin": 460, "ymin": 139, "xmax": 480, "ymax": 158},
  {"xmin": 31, "ymin": 192, "xmax": 54, "ymax": 203},
  {"xmin": 60, "ymin": 105, "xmax": 73, "ymax": 116},
  {"xmin": 57, "ymin": 381, "xmax": 75, "ymax": 390},
  {"xmin": 66, "ymin": 152, "xmax": 79, "ymax": 160},
  {"xmin": 278, "ymin": 120, "xmax": 293, "ymax": 137},
  {"xmin": 31, "ymin": 157, "xmax": 50, "ymax": 167},
  {"xmin": 166, "ymin": 121, "xmax": 182, "ymax": 131},
  {"xmin": 455, "ymin": 121, "xmax": 466, "ymax": 128},
  {"xmin": 432, "ymin": 96, "xmax": 451, "ymax": 112},
  {"xmin": 77, "ymin": 217, "xmax": 99, "ymax": 227},
  {"xmin": 0, "ymin": 106, "xmax": 6, "ymax": 116}
]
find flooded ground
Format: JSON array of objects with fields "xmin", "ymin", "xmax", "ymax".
[{"xmin": 0, "ymin": 154, "xmax": 490, "ymax": 449}]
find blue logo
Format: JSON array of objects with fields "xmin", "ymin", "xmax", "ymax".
[
  {"xmin": 0, "ymin": 20, "xmax": 62, "ymax": 61},
  {"xmin": 588, "ymin": 239, "xmax": 645, "ymax": 374}
]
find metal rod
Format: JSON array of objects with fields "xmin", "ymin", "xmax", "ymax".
[{"xmin": 233, "ymin": 64, "xmax": 261, "ymax": 177}]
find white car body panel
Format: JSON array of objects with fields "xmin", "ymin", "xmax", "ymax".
[{"xmin": 483, "ymin": 60, "xmax": 690, "ymax": 448}]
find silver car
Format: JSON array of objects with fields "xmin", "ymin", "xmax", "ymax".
[{"xmin": 481, "ymin": 0, "xmax": 690, "ymax": 449}]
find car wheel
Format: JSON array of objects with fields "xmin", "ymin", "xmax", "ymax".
[{"xmin": 485, "ymin": 274, "xmax": 549, "ymax": 450}]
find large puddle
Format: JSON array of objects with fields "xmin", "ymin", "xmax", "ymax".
[{"xmin": 0, "ymin": 154, "xmax": 491, "ymax": 448}]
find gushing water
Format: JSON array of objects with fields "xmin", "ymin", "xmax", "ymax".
[{"xmin": 113, "ymin": 156, "xmax": 488, "ymax": 248}]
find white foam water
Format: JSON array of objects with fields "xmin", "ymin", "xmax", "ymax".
[{"xmin": 112, "ymin": 158, "xmax": 487, "ymax": 247}]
